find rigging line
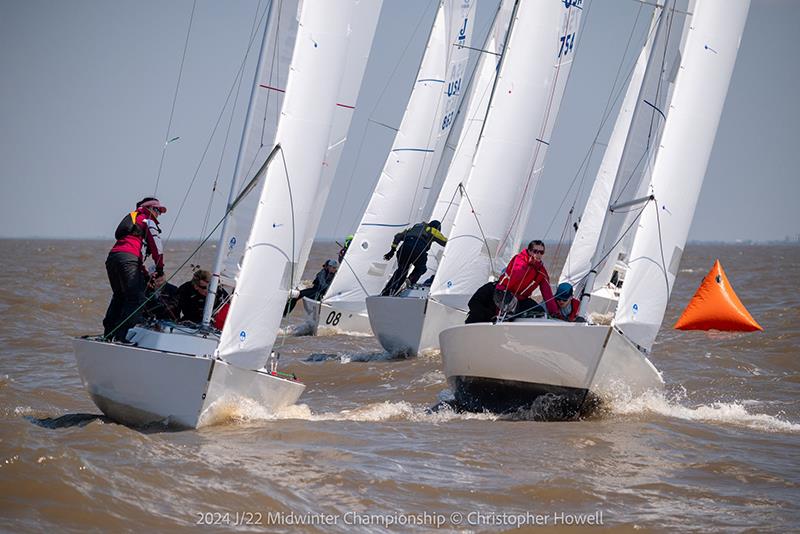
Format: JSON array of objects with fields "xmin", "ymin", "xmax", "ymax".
[
  {"xmin": 553, "ymin": 0, "xmax": 645, "ymax": 236},
  {"xmin": 652, "ymin": 195, "xmax": 671, "ymax": 296},
  {"xmin": 434, "ymin": 180, "xmax": 463, "ymax": 234},
  {"xmin": 164, "ymin": 2, "xmax": 271, "ymax": 244},
  {"xmin": 542, "ymin": 2, "xmax": 654, "ymax": 239},
  {"xmin": 498, "ymin": 3, "xmax": 578, "ymax": 257},
  {"xmin": 368, "ymin": 118, "xmax": 399, "ymax": 133},
  {"xmin": 570, "ymin": 196, "xmax": 651, "ymax": 300},
  {"xmin": 332, "ymin": 0, "xmax": 439, "ymax": 237},
  {"xmin": 199, "ymin": 0, "xmax": 267, "ymax": 244},
  {"xmin": 274, "ymin": 145, "xmax": 295, "ymax": 351},
  {"xmin": 452, "ymin": 43, "xmax": 501, "ymax": 57},
  {"xmin": 154, "ymin": 0, "xmax": 197, "ymax": 197},
  {"xmin": 459, "ymin": 183, "xmax": 496, "ymax": 276}
]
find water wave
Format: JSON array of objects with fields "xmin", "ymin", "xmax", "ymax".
[
  {"xmin": 608, "ymin": 390, "xmax": 800, "ymax": 434},
  {"xmin": 198, "ymin": 399, "xmax": 496, "ymax": 427}
]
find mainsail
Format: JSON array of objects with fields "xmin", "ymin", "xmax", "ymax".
[
  {"xmin": 615, "ymin": 0, "xmax": 751, "ymax": 350},
  {"xmin": 217, "ymin": 0, "xmax": 381, "ymax": 368},
  {"xmin": 430, "ymin": 0, "xmax": 582, "ymax": 312},
  {"xmin": 428, "ymin": 0, "xmax": 515, "ymax": 240},
  {"xmin": 323, "ymin": 0, "xmax": 475, "ymax": 314}
]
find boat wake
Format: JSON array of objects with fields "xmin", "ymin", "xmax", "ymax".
[
  {"xmin": 198, "ymin": 399, "xmax": 497, "ymax": 427},
  {"xmin": 606, "ymin": 389, "xmax": 800, "ymax": 434}
]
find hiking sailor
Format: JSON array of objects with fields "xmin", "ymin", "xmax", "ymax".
[
  {"xmin": 380, "ymin": 220, "xmax": 447, "ymax": 296},
  {"xmin": 284, "ymin": 259, "xmax": 339, "ymax": 316}
]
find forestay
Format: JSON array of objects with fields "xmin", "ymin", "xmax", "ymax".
[
  {"xmin": 217, "ymin": 0, "xmax": 380, "ymax": 369},
  {"xmin": 430, "ymin": 0, "xmax": 582, "ymax": 311},
  {"xmin": 323, "ymin": 0, "xmax": 475, "ymax": 313},
  {"xmin": 615, "ymin": 0, "xmax": 750, "ymax": 351}
]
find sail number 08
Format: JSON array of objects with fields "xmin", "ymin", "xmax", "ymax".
[{"xmin": 325, "ymin": 311, "xmax": 342, "ymax": 326}]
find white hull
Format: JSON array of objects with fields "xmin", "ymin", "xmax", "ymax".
[
  {"xmin": 366, "ymin": 295, "xmax": 465, "ymax": 356},
  {"xmin": 439, "ymin": 320, "xmax": 662, "ymax": 416},
  {"xmin": 313, "ymin": 300, "xmax": 373, "ymax": 336},
  {"xmin": 73, "ymin": 328, "xmax": 304, "ymax": 429}
]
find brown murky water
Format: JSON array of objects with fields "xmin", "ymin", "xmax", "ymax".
[{"xmin": 1, "ymin": 239, "xmax": 798, "ymax": 532}]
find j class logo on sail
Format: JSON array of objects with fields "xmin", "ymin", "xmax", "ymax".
[
  {"xmin": 457, "ymin": 17, "xmax": 469, "ymax": 43},
  {"xmin": 563, "ymin": 0, "xmax": 583, "ymax": 9}
]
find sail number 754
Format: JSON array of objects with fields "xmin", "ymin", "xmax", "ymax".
[{"xmin": 559, "ymin": 33, "xmax": 576, "ymax": 57}]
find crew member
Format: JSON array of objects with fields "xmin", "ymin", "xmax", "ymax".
[{"xmin": 381, "ymin": 220, "xmax": 447, "ymax": 296}]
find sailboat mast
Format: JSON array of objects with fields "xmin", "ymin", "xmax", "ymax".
[
  {"xmin": 578, "ymin": 0, "xmax": 669, "ymax": 318},
  {"xmin": 201, "ymin": 3, "xmax": 276, "ymax": 327}
]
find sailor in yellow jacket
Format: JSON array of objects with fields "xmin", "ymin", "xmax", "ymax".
[{"xmin": 381, "ymin": 220, "xmax": 447, "ymax": 296}]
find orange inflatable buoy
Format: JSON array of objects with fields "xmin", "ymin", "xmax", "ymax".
[{"xmin": 674, "ymin": 260, "xmax": 762, "ymax": 331}]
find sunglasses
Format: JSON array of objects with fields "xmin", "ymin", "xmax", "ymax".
[{"xmin": 531, "ymin": 249, "xmax": 545, "ymax": 255}]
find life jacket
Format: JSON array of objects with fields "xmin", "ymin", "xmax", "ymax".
[
  {"xmin": 114, "ymin": 211, "xmax": 145, "ymax": 241},
  {"xmin": 552, "ymin": 298, "xmax": 581, "ymax": 322},
  {"xmin": 395, "ymin": 222, "xmax": 447, "ymax": 252}
]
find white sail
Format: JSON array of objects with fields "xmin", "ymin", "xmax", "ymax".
[
  {"xmin": 322, "ymin": 0, "xmax": 476, "ymax": 314},
  {"xmin": 219, "ymin": 0, "xmax": 300, "ymax": 286},
  {"xmin": 296, "ymin": 0, "xmax": 383, "ymax": 278},
  {"xmin": 577, "ymin": 1, "xmax": 687, "ymax": 305},
  {"xmin": 430, "ymin": 0, "xmax": 582, "ymax": 311},
  {"xmin": 615, "ymin": 0, "xmax": 750, "ymax": 351},
  {"xmin": 559, "ymin": 8, "xmax": 658, "ymax": 290},
  {"xmin": 217, "ymin": 0, "xmax": 379, "ymax": 368},
  {"xmin": 429, "ymin": 0, "xmax": 515, "ymax": 240}
]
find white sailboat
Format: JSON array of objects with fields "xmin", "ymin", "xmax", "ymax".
[
  {"xmin": 72, "ymin": 0, "xmax": 381, "ymax": 429},
  {"xmin": 367, "ymin": 0, "xmax": 581, "ymax": 356},
  {"xmin": 439, "ymin": 0, "xmax": 750, "ymax": 416},
  {"xmin": 311, "ymin": 0, "xmax": 476, "ymax": 336}
]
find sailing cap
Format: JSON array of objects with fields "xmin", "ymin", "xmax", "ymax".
[
  {"xmin": 325, "ymin": 259, "xmax": 339, "ymax": 268},
  {"xmin": 137, "ymin": 197, "xmax": 167, "ymax": 214},
  {"xmin": 555, "ymin": 282, "xmax": 573, "ymax": 301}
]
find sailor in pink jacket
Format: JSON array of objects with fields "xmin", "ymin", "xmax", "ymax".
[{"xmin": 102, "ymin": 197, "xmax": 167, "ymax": 341}]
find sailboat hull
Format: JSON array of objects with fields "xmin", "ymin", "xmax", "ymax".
[
  {"xmin": 439, "ymin": 320, "xmax": 662, "ymax": 417},
  {"xmin": 73, "ymin": 330, "xmax": 304, "ymax": 429},
  {"xmin": 366, "ymin": 296, "xmax": 465, "ymax": 356}
]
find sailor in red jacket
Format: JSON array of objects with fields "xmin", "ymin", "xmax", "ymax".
[
  {"xmin": 102, "ymin": 197, "xmax": 167, "ymax": 341},
  {"xmin": 495, "ymin": 240, "xmax": 559, "ymax": 317}
]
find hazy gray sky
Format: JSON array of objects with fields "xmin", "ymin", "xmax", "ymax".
[{"xmin": 1, "ymin": 0, "xmax": 797, "ymax": 243}]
